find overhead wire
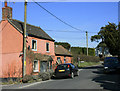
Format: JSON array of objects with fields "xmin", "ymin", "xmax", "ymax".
[
  {"xmin": 32, "ymin": 0, "xmax": 86, "ymax": 33},
  {"xmin": 44, "ymin": 29, "xmax": 98, "ymax": 33}
]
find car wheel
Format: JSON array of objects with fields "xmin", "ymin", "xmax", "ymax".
[
  {"xmin": 71, "ymin": 72, "xmax": 74, "ymax": 79},
  {"xmin": 76, "ymin": 71, "xmax": 79, "ymax": 76}
]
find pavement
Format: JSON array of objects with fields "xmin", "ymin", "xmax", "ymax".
[{"xmin": 1, "ymin": 65, "xmax": 120, "ymax": 91}]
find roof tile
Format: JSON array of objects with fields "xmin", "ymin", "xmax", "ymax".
[
  {"xmin": 9, "ymin": 19, "xmax": 54, "ymax": 41},
  {"xmin": 55, "ymin": 45, "xmax": 72, "ymax": 56}
]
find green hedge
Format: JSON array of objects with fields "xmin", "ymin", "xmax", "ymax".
[
  {"xmin": 72, "ymin": 54, "xmax": 100, "ymax": 65},
  {"xmin": 71, "ymin": 47, "xmax": 95, "ymax": 56}
]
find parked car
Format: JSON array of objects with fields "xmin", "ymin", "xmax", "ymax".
[
  {"xmin": 104, "ymin": 57, "xmax": 120, "ymax": 73},
  {"xmin": 54, "ymin": 63, "xmax": 79, "ymax": 79}
]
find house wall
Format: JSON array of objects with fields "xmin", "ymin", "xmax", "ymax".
[
  {"xmin": 66, "ymin": 56, "xmax": 72, "ymax": 63},
  {"xmin": 55, "ymin": 56, "xmax": 72, "ymax": 64},
  {"xmin": 0, "ymin": 20, "xmax": 2, "ymax": 78},
  {"xmin": 27, "ymin": 36, "xmax": 55, "ymax": 75},
  {"xmin": 95, "ymin": 47, "xmax": 112, "ymax": 57},
  {"xmin": 27, "ymin": 37, "xmax": 55, "ymax": 56},
  {"xmin": 26, "ymin": 57, "xmax": 33, "ymax": 75},
  {"xmin": 1, "ymin": 20, "xmax": 56, "ymax": 78},
  {"xmin": 1, "ymin": 20, "xmax": 23, "ymax": 78},
  {"xmin": 1, "ymin": 20, "xmax": 73, "ymax": 78}
]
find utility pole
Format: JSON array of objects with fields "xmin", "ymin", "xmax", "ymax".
[
  {"xmin": 118, "ymin": 1, "xmax": 120, "ymax": 62},
  {"xmin": 86, "ymin": 31, "xmax": 88, "ymax": 56},
  {"xmin": 23, "ymin": 0, "xmax": 27, "ymax": 77}
]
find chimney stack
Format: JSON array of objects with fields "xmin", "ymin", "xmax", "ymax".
[
  {"xmin": 5, "ymin": 0, "xmax": 7, "ymax": 7},
  {"xmin": 2, "ymin": 0, "xmax": 12, "ymax": 20}
]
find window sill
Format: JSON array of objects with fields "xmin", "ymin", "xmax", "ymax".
[
  {"xmin": 32, "ymin": 49, "xmax": 37, "ymax": 51},
  {"xmin": 33, "ymin": 70, "xmax": 39, "ymax": 72},
  {"xmin": 46, "ymin": 51, "xmax": 50, "ymax": 53}
]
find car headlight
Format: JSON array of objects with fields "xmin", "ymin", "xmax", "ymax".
[{"xmin": 104, "ymin": 67, "xmax": 108, "ymax": 69}]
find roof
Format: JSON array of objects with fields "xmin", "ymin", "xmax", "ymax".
[
  {"xmin": 8, "ymin": 19, "xmax": 55, "ymax": 41},
  {"xmin": 55, "ymin": 45, "xmax": 72, "ymax": 57}
]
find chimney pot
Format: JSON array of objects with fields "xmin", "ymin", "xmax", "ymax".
[{"xmin": 5, "ymin": 1, "xmax": 7, "ymax": 7}]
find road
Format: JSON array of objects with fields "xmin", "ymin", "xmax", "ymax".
[{"xmin": 2, "ymin": 66, "xmax": 120, "ymax": 91}]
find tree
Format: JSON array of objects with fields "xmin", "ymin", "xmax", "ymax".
[
  {"xmin": 91, "ymin": 22, "xmax": 119, "ymax": 58},
  {"xmin": 55, "ymin": 42, "xmax": 71, "ymax": 50}
]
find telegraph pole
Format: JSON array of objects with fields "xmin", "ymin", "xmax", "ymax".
[
  {"xmin": 86, "ymin": 31, "xmax": 88, "ymax": 56},
  {"xmin": 23, "ymin": 0, "xmax": 27, "ymax": 77}
]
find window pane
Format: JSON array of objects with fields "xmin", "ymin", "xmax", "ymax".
[
  {"xmin": 32, "ymin": 40, "xmax": 37, "ymax": 50},
  {"xmin": 57, "ymin": 57, "xmax": 61, "ymax": 61},
  {"xmin": 33, "ymin": 60, "xmax": 38, "ymax": 71},
  {"xmin": 57, "ymin": 57, "xmax": 61, "ymax": 64},
  {"xmin": 40, "ymin": 61, "xmax": 47, "ymax": 72},
  {"xmin": 46, "ymin": 43, "xmax": 49, "ymax": 51}
]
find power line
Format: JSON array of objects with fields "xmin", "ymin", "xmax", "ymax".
[
  {"xmin": 44, "ymin": 29, "xmax": 85, "ymax": 33},
  {"xmin": 32, "ymin": 0, "xmax": 86, "ymax": 33},
  {"xmin": 31, "ymin": 1, "xmax": 98, "ymax": 34},
  {"xmin": 43, "ymin": 29, "xmax": 98, "ymax": 33}
]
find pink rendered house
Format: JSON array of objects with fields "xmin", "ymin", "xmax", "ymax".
[{"xmin": 0, "ymin": 2, "xmax": 72, "ymax": 80}]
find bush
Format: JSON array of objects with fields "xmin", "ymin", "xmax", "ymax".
[
  {"xmin": 16, "ymin": 78, "xmax": 23, "ymax": 83},
  {"xmin": 8, "ymin": 79, "xmax": 14, "ymax": 84},
  {"xmin": 47, "ymin": 70, "xmax": 54, "ymax": 77},
  {"xmin": 22, "ymin": 75, "xmax": 33, "ymax": 83},
  {"xmin": 38, "ymin": 72, "xmax": 51, "ymax": 81},
  {"xmin": 32, "ymin": 75, "xmax": 42, "ymax": 82},
  {"xmin": 73, "ymin": 54, "xmax": 100, "ymax": 64}
]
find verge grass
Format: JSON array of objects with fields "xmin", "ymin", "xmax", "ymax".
[{"xmin": 78, "ymin": 62, "xmax": 101, "ymax": 67}]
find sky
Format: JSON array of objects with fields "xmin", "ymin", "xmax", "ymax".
[{"xmin": 1, "ymin": 1, "xmax": 119, "ymax": 48}]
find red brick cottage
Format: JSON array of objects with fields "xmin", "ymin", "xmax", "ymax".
[
  {"xmin": 55, "ymin": 45, "xmax": 73, "ymax": 64},
  {"xmin": 0, "ymin": 2, "xmax": 72, "ymax": 79}
]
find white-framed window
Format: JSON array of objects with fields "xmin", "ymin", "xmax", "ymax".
[
  {"xmin": 46, "ymin": 42, "xmax": 49, "ymax": 52},
  {"xmin": 57, "ymin": 57, "xmax": 61, "ymax": 61},
  {"xmin": 66, "ymin": 58, "xmax": 68, "ymax": 62},
  {"xmin": 32, "ymin": 39, "xmax": 37, "ymax": 51},
  {"xmin": 57, "ymin": 57, "xmax": 61, "ymax": 64},
  {"xmin": 33, "ymin": 60, "xmax": 39, "ymax": 72}
]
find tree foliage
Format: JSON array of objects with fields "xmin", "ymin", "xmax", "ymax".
[
  {"xmin": 55, "ymin": 42, "xmax": 71, "ymax": 50},
  {"xmin": 91, "ymin": 22, "xmax": 120, "ymax": 56},
  {"xmin": 71, "ymin": 47, "xmax": 95, "ymax": 56}
]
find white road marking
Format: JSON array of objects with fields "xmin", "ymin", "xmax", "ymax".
[{"xmin": 19, "ymin": 80, "xmax": 53, "ymax": 89}]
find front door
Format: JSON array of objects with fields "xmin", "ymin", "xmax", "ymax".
[{"xmin": 40, "ymin": 61, "xmax": 47, "ymax": 72}]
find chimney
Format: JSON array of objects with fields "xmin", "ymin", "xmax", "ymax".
[
  {"xmin": 5, "ymin": 1, "xmax": 7, "ymax": 7},
  {"xmin": 2, "ymin": 0, "xmax": 12, "ymax": 20}
]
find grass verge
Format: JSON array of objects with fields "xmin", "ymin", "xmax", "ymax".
[{"xmin": 78, "ymin": 62, "xmax": 101, "ymax": 68}]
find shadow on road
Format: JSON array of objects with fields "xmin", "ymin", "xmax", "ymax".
[{"xmin": 92, "ymin": 66, "xmax": 120, "ymax": 91}]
